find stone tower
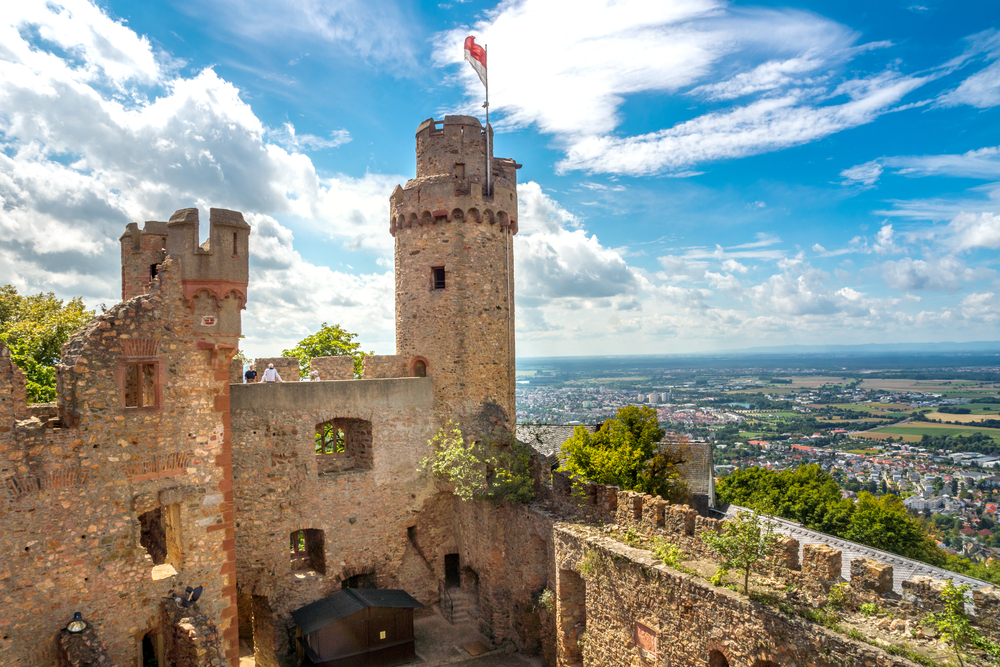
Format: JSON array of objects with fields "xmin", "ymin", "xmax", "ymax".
[{"xmin": 390, "ymin": 115, "xmax": 520, "ymax": 433}]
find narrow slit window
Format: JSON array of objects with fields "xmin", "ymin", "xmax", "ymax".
[
  {"xmin": 432, "ymin": 267, "xmax": 446, "ymax": 290},
  {"xmin": 232, "ymin": 231, "xmax": 238, "ymax": 256},
  {"xmin": 123, "ymin": 362, "xmax": 157, "ymax": 409},
  {"xmin": 150, "ymin": 263, "xmax": 158, "ymax": 280}
]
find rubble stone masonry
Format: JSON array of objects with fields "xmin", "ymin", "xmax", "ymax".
[{"xmin": 0, "ymin": 209, "xmax": 246, "ymax": 667}]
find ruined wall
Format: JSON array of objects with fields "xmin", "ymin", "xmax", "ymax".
[
  {"xmin": 120, "ymin": 220, "xmax": 168, "ymax": 301},
  {"xmin": 553, "ymin": 526, "xmax": 925, "ymax": 667},
  {"xmin": 453, "ymin": 501, "xmax": 558, "ymax": 662},
  {"xmin": 230, "ymin": 377, "xmax": 448, "ymax": 666},
  {"xmin": 0, "ymin": 209, "xmax": 247, "ymax": 667},
  {"xmin": 391, "ymin": 115, "xmax": 519, "ymax": 434},
  {"xmin": 361, "ymin": 354, "xmax": 409, "ymax": 379}
]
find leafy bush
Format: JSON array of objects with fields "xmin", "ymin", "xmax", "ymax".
[
  {"xmin": 702, "ymin": 509, "xmax": 780, "ymax": 594},
  {"xmin": 650, "ymin": 538, "xmax": 682, "ymax": 567}
]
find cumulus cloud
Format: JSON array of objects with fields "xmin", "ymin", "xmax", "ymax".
[
  {"xmin": 514, "ymin": 182, "xmax": 640, "ymax": 299},
  {"xmin": 879, "ymin": 256, "xmax": 995, "ymax": 291},
  {"xmin": 0, "ymin": 1, "xmax": 402, "ymax": 357}
]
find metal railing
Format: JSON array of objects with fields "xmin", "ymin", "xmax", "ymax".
[{"xmin": 439, "ymin": 579, "xmax": 454, "ymax": 624}]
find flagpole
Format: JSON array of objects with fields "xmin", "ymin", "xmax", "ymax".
[{"xmin": 484, "ymin": 44, "xmax": 491, "ymax": 197}]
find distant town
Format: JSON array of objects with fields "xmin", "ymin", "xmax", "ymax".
[{"xmin": 515, "ymin": 353, "xmax": 1000, "ymax": 564}]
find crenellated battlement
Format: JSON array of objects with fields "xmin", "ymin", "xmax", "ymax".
[{"xmin": 392, "ymin": 116, "xmax": 520, "ymax": 238}]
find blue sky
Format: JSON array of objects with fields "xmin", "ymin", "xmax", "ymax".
[{"xmin": 0, "ymin": 0, "xmax": 998, "ymax": 359}]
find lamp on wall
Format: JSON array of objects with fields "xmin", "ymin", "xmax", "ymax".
[
  {"xmin": 174, "ymin": 585, "xmax": 204, "ymax": 608},
  {"xmin": 66, "ymin": 612, "xmax": 88, "ymax": 633}
]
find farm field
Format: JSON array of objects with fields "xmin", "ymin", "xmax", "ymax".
[
  {"xmin": 924, "ymin": 411, "xmax": 1000, "ymax": 423},
  {"xmin": 855, "ymin": 422, "xmax": 1000, "ymax": 443},
  {"xmin": 857, "ymin": 379, "xmax": 994, "ymax": 393}
]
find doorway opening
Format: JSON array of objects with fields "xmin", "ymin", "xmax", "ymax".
[{"xmin": 444, "ymin": 553, "xmax": 461, "ymax": 588}]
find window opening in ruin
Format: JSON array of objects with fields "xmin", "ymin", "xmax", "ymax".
[
  {"xmin": 149, "ymin": 264, "xmax": 158, "ymax": 280},
  {"xmin": 709, "ymin": 650, "xmax": 731, "ymax": 667},
  {"xmin": 315, "ymin": 418, "xmax": 373, "ymax": 475},
  {"xmin": 138, "ymin": 504, "xmax": 181, "ymax": 577},
  {"xmin": 455, "ymin": 163, "xmax": 465, "ymax": 179},
  {"xmin": 140, "ymin": 629, "xmax": 160, "ymax": 667},
  {"xmin": 139, "ymin": 508, "xmax": 167, "ymax": 565},
  {"xmin": 123, "ymin": 362, "xmax": 157, "ymax": 409},
  {"xmin": 412, "ymin": 359, "xmax": 427, "ymax": 377},
  {"xmin": 444, "ymin": 553, "xmax": 461, "ymax": 589},
  {"xmin": 232, "ymin": 231, "xmax": 238, "ymax": 255},
  {"xmin": 342, "ymin": 571, "xmax": 377, "ymax": 589},
  {"xmin": 432, "ymin": 266, "xmax": 446, "ymax": 290},
  {"xmin": 289, "ymin": 529, "xmax": 326, "ymax": 575},
  {"xmin": 316, "ymin": 423, "xmax": 346, "ymax": 454},
  {"xmin": 558, "ymin": 569, "xmax": 586, "ymax": 667}
]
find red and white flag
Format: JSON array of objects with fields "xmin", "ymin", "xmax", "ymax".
[{"xmin": 464, "ymin": 36, "xmax": 487, "ymax": 88}]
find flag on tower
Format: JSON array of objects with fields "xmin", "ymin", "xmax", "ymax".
[{"xmin": 464, "ymin": 36, "xmax": 487, "ymax": 87}]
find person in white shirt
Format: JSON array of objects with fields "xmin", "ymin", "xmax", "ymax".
[
  {"xmin": 262, "ymin": 363, "xmax": 283, "ymax": 382},
  {"xmin": 300, "ymin": 370, "xmax": 320, "ymax": 382}
]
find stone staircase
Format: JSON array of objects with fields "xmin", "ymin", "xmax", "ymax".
[{"xmin": 444, "ymin": 587, "xmax": 478, "ymax": 625}]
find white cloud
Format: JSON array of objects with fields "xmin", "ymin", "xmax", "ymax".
[
  {"xmin": 840, "ymin": 160, "xmax": 883, "ymax": 186},
  {"xmin": 268, "ymin": 123, "xmax": 352, "ymax": 151},
  {"xmin": 946, "ymin": 211, "xmax": 1000, "ymax": 251},
  {"xmin": 937, "ymin": 30, "xmax": 1000, "ymax": 109},
  {"xmin": 514, "ymin": 182, "xmax": 639, "ymax": 300},
  {"xmin": 433, "ymin": 0, "xmax": 901, "ymax": 176},
  {"xmin": 722, "ymin": 259, "xmax": 748, "ymax": 274},
  {"xmin": 879, "ymin": 256, "xmax": 995, "ymax": 291},
  {"xmin": 558, "ymin": 74, "xmax": 925, "ymax": 175}
]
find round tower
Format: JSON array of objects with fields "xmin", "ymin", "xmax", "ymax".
[{"xmin": 390, "ymin": 115, "xmax": 520, "ymax": 433}]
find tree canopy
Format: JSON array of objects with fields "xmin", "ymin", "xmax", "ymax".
[
  {"xmin": 559, "ymin": 405, "xmax": 689, "ymax": 503},
  {"xmin": 0, "ymin": 285, "xmax": 93, "ymax": 403},
  {"xmin": 281, "ymin": 322, "xmax": 373, "ymax": 378}
]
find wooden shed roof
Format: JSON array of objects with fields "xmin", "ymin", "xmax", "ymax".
[{"xmin": 291, "ymin": 589, "xmax": 425, "ymax": 635}]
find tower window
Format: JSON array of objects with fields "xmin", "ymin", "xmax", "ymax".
[
  {"xmin": 232, "ymin": 231, "xmax": 238, "ymax": 256},
  {"xmin": 455, "ymin": 163, "xmax": 465, "ymax": 178},
  {"xmin": 432, "ymin": 267, "xmax": 446, "ymax": 290},
  {"xmin": 149, "ymin": 264, "xmax": 158, "ymax": 280}
]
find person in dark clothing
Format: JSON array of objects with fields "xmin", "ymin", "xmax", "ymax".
[{"xmin": 244, "ymin": 363, "xmax": 258, "ymax": 383}]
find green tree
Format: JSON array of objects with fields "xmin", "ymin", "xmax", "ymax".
[
  {"xmin": 419, "ymin": 422, "xmax": 533, "ymax": 504},
  {"xmin": 931, "ymin": 580, "xmax": 975, "ymax": 667},
  {"xmin": 0, "ymin": 285, "xmax": 93, "ymax": 403},
  {"xmin": 559, "ymin": 406, "xmax": 689, "ymax": 502},
  {"xmin": 842, "ymin": 492, "xmax": 940, "ymax": 562},
  {"xmin": 702, "ymin": 509, "xmax": 780, "ymax": 594},
  {"xmin": 281, "ymin": 322, "xmax": 373, "ymax": 379}
]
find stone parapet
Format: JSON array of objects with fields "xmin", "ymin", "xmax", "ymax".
[
  {"xmin": 973, "ymin": 586, "xmax": 1000, "ymax": 630},
  {"xmin": 362, "ymin": 354, "xmax": 410, "ymax": 379},
  {"xmin": 253, "ymin": 357, "xmax": 299, "ymax": 381},
  {"xmin": 310, "ymin": 355, "xmax": 355, "ymax": 380}
]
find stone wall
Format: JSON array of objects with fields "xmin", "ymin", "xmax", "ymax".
[
  {"xmin": 230, "ymin": 377, "xmax": 446, "ymax": 665},
  {"xmin": 362, "ymin": 354, "xmax": 409, "ymax": 379},
  {"xmin": 253, "ymin": 357, "xmax": 299, "ymax": 381},
  {"xmin": 309, "ymin": 356, "xmax": 354, "ymax": 380},
  {"xmin": 553, "ymin": 525, "xmax": 924, "ymax": 667},
  {"xmin": 0, "ymin": 212, "xmax": 245, "ymax": 667}
]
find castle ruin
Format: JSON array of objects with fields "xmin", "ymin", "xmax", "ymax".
[{"xmin": 1, "ymin": 116, "xmax": 997, "ymax": 667}]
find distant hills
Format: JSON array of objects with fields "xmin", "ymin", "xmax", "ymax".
[{"xmin": 727, "ymin": 341, "xmax": 1000, "ymax": 355}]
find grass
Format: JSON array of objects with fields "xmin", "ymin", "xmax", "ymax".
[{"xmin": 857, "ymin": 422, "xmax": 1000, "ymax": 443}]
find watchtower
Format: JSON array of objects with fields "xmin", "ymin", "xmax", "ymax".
[
  {"xmin": 390, "ymin": 116, "xmax": 520, "ymax": 432},
  {"xmin": 120, "ymin": 220, "xmax": 168, "ymax": 301}
]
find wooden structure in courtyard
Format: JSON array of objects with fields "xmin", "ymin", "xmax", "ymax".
[{"xmin": 291, "ymin": 589, "xmax": 424, "ymax": 667}]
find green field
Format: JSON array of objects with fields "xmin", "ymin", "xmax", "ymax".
[{"xmin": 859, "ymin": 422, "xmax": 1000, "ymax": 442}]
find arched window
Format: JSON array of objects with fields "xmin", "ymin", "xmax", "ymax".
[
  {"xmin": 412, "ymin": 359, "xmax": 427, "ymax": 377},
  {"xmin": 709, "ymin": 649, "xmax": 730, "ymax": 667}
]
